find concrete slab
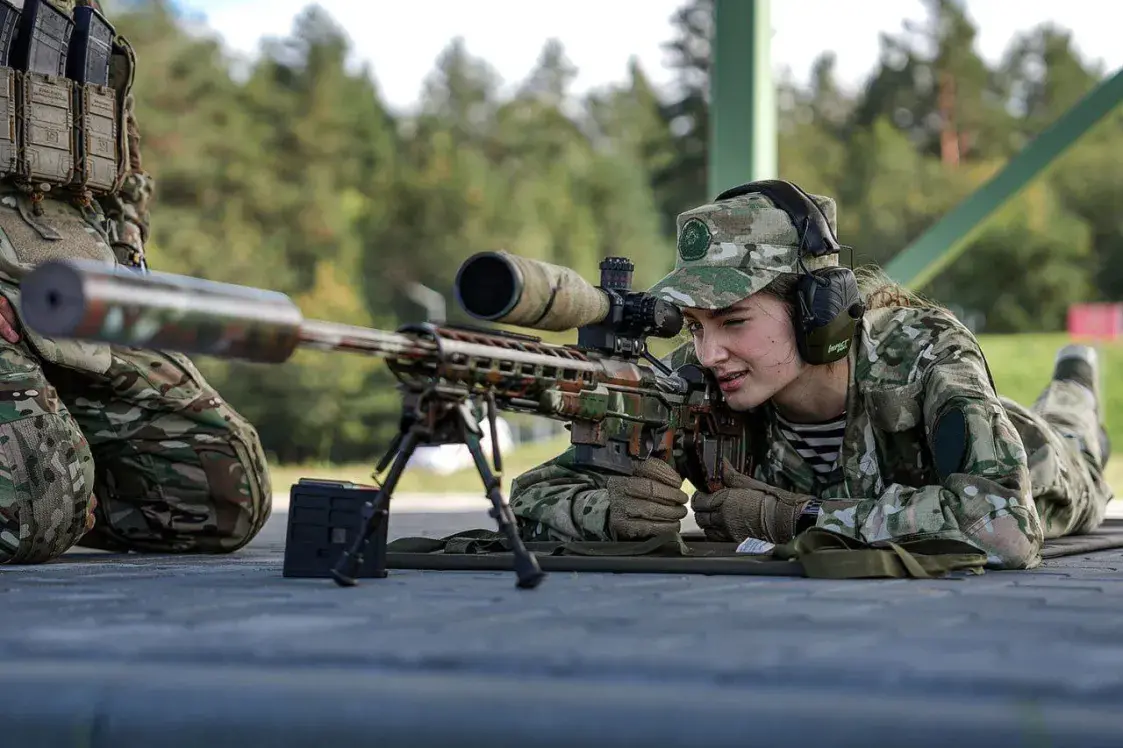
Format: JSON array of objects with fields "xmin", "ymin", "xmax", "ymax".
[{"xmin": 4, "ymin": 497, "xmax": 1123, "ymax": 747}]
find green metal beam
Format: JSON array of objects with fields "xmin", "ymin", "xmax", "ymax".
[
  {"xmin": 885, "ymin": 66, "xmax": 1123, "ymax": 289},
  {"xmin": 708, "ymin": 0, "xmax": 775, "ymax": 197}
]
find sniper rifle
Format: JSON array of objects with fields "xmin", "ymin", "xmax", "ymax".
[{"xmin": 17, "ymin": 252, "xmax": 746, "ymax": 590}]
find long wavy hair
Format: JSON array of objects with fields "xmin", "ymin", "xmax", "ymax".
[{"xmin": 758, "ymin": 264, "xmax": 944, "ymax": 312}]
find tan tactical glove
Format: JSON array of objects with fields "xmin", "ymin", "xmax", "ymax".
[
  {"xmin": 604, "ymin": 458, "xmax": 689, "ymax": 540},
  {"xmin": 692, "ymin": 461, "xmax": 812, "ymax": 544}
]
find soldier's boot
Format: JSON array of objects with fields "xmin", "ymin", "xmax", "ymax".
[{"xmin": 1052, "ymin": 344, "xmax": 1110, "ymax": 466}]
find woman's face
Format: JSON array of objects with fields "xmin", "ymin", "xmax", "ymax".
[{"xmin": 683, "ymin": 293, "xmax": 804, "ymax": 411}]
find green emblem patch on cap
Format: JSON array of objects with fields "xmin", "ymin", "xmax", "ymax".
[{"xmin": 677, "ymin": 218, "xmax": 711, "ymax": 261}]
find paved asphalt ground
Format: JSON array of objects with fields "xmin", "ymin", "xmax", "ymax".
[{"xmin": 4, "ymin": 495, "xmax": 1123, "ymax": 747}]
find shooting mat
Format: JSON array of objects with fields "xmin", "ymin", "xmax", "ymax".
[{"xmin": 383, "ymin": 519, "xmax": 1123, "ymax": 579}]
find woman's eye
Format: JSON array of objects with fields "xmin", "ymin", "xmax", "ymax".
[{"xmin": 722, "ymin": 318, "xmax": 746, "ymax": 328}]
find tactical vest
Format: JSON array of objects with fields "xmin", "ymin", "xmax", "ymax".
[{"xmin": 0, "ymin": 0, "xmax": 134, "ymax": 203}]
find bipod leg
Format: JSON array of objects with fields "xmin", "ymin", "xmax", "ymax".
[
  {"xmin": 462, "ymin": 421, "xmax": 545, "ymax": 590},
  {"xmin": 331, "ymin": 429, "xmax": 423, "ymax": 587}
]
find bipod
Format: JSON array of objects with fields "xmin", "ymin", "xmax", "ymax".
[{"xmin": 330, "ymin": 389, "xmax": 546, "ymax": 590}]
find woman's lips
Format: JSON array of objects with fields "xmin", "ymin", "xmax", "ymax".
[{"xmin": 718, "ymin": 371, "xmax": 747, "ymax": 393}]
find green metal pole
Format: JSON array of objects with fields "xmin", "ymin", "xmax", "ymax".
[
  {"xmin": 708, "ymin": 0, "xmax": 775, "ymax": 197},
  {"xmin": 885, "ymin": 66, "xmax": 1123, "ymax": 289}
]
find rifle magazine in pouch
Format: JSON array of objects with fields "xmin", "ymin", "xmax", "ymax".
[
  {"xmin": 0, "ymin": 0, "xmax": 16, "ymax": 64},
  {"xmin": 67, "ymin": 5, "xmax": 116, "ymax": 194},
  {"xmin": 18, "ymin": 70, "xmax": 73, "ymax": 188},
  {"xmin": 72, "ymin": 81, "xmax": 115, "ymax": 193}
]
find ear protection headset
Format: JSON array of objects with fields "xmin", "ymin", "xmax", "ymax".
[{"xmin": 712, "ymin": 179, "xmax": 865, "ymax": 366}]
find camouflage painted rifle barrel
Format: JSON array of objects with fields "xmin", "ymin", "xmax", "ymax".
[
  {"xmin": 19, "ymin": 259, "xmax": 307, "ymax": 362},
  {"xmin": 17, "ymin": 259, "xmax": 441, "ymax": 364},
  {"xmin": 454, "ymin": 251, "xmax": 612, "ymax": 331}
]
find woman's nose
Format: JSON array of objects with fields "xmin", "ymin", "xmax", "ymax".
[{"xmin": 695, "ymin": 332, "xmax": 728, "ymax": 369}]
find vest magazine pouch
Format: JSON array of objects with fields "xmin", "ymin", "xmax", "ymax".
[
  {"xmin": 0, "ymin": 2, "xmax": 19, "ymax": 180},
  {"xmin": 8, "ymin": 0, "xmax": 75, "ymax": 191},
  {"xmin": 67, "ymin": 4, "xmax": 116, "ymax": 194},
  {"xmin": 0, "ymin": 67, "xmax": 15, "ymax": 178},
  {"xmin": 71, "ymin": 81, "xmax": 115, "ymax": 192},
  {"xmin": 19, "ymin": 70, "xmax": 74, "ymax": 187}
]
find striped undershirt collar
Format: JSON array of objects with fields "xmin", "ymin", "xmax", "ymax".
[{"xmin": 774, "ymin": 411, "xmax": 847, "ymax": 476}]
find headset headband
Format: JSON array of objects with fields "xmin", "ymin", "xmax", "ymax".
[{"xmin": 713, "ymin": 179, "xmax": 840, "ymax": 258}]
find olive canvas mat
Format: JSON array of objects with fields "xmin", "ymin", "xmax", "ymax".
[{"xmin": 381, "ymin": 518, "xmax": 1123, "ymax": 577}]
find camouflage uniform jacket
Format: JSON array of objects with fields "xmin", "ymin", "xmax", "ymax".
[{"xmin": 509, "ymin": 303, "xmax": 1045, "ymax": 570}]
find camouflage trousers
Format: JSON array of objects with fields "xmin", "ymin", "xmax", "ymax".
[
  {"xmin": 1005, "ymin": 379, "xmax": 1114, "ymax": 538},
  {"xmin": 0, "ymin": 335, "xmax": 272, "ymax": 564}
]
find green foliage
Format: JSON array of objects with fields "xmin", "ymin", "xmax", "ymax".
[{"xmin": 110, "ymin": 0, "xmax": 1123, "ymax": 463}]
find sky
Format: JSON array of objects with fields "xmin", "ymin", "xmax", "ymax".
[{"xmin": 169, "ymin": 1, "xmax": 1121, "ymax": 115}]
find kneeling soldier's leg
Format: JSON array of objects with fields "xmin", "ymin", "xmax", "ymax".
[
  {"xmin": 0, "ymin": 340, "xmax": 96, "ymax": 564},
  {"xmin": 47, "ymin": 348, "xmax": 272, "ymax": 554}
]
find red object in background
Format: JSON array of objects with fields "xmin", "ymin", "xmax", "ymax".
[{"xmin": 1068, "ymin": 303, "xmax": 1123, "ymax": 340}]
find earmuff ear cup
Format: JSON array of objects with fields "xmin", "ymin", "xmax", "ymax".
[{"xmin": 794, "ymin": 267, "xmax": 864, "ymax": 365}]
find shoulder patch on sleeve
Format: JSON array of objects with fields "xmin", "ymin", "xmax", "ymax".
[{"xmin": 932, "ymin": 406, "xmax": 969, "ymax": 481}]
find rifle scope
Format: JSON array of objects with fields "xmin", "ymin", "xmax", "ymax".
[{"xmin": 454, "ymin": 251, "xmax": 682, "ymax": 340}]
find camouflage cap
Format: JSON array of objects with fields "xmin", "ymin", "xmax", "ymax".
[{"xmin": 647, "ymin": 190, "xmax": 840, "ymax": 310}]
